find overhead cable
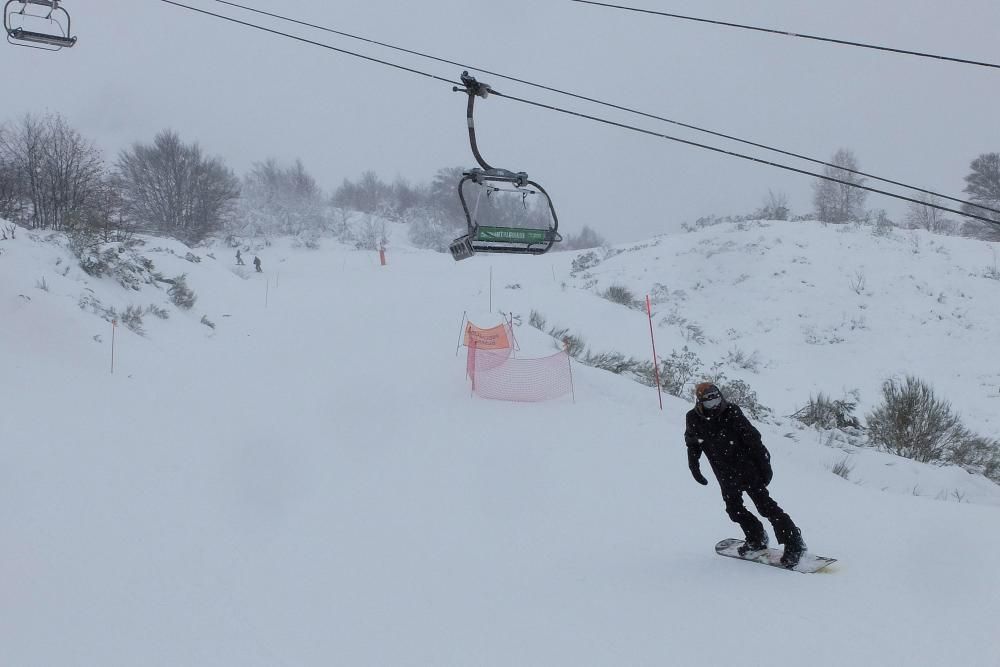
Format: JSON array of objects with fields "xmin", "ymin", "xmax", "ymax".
[
  {"xmin": 570, "ymin": 0, "xmax": 1000, "ymax": 71},
  {"xmin": 206, "ymin": 0, "xmax": 1000, "ymax": 217},
  {"xmin": 158, "ymin": 0, "xmax": 1000, "ymax": 226}
]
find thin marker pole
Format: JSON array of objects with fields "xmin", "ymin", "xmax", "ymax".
[
  {"xmin": 646, "ymin": 295, "xmax": 663, "ymax": 410},
  {"xmin": 111, "ymin": 319, "xmax": 117, "ymax": 375}
]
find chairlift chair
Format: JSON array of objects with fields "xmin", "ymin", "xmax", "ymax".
[
  {"xmin": 449, "ymin": 71, "xmax": 561, "ymax": 261},
  {"xmin": 5, "ymin": 0, "xmax": 76, "ymax": 50}
]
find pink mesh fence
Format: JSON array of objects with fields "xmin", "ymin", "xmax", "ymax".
[
  {"xmin": 468, "ymin": 345, "xmax": 574, "ymax": 402},
  {"xmin": 466, "ymin": 341, "xmax": 511, "ymax": 379}
]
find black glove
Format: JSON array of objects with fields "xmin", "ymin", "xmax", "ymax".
[
  {"xmin": 690, "ymin": 466, "xmax": 709, "ymax": 486},
  {"xmin": 762, "ymin": 463, "xmax": 773, "ymax": 486}
]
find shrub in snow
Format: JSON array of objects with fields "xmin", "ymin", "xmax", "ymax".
[
  {"xmin": 866, "ymin": 376, "xmax": 1000, "ymax": 480},
  {"xmin": 166, "ymin": 273, "xmax": 197, "ymax": 310},
  {"xmin": 584, "ymin": 350, "xmax": 657, "ymax": 387},
  {"xmin": 297, "ymin": 231, "xmax": 321, "ymax": 250},
  {"xmin": 355, "ymin": 215, "xmax": 389, "ymax": 251},
  {"xmin": 793, "ymin": 393, "xmax": 861, "ymax": 431},
  {"xmin": 70, "ymin": 234, "xmax": 157, "ymax": 291},
  {"xmin": 715, "ymin": 377, "xmax": 772, "ymax": 422},
  {"xmin": 78, "ymin": 293, "xmax": 115, "ymax": 322},
  {"xmin": 660, "ymin": 347, "xmax": 703, "ymax": 398},
  {"xmin": 829, "ymin": 455, "xmax": 855, "ymax": 480},
  {"xmin": 602, "ymin": 284, "xmax": 638, "ymax": 308},
  {"xmin": 145, "ymin": 304, "xmax": 170, "ymax": 320},
  {"xmin": 406, "ymin": 213, "xmax": 452, "ymax": 252},
  {"xmin": 985, "ymin": 249, "xmax": 1000, "ymax": 280},
  {"xmin": 120, "ymin": 305, "xmax": 145, "ymax": 336},
  {"xmin": 725, "ymin": 347, "xmax": 761, "ymax": 373},
  {"xmin": 547, "ymin": 326, "xmax": 586, "ymax": 358},
  {"xmin": 570, "ymin": 251, "xmax": 601, "ymax": 275},
  {"xmin": 529, "ymin": 310, "xmax": 547, "ymax": 331}
]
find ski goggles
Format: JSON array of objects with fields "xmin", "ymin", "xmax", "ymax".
[{"xmin": 699, "ymin": 390, "xmax": 722, "ymax": 409}]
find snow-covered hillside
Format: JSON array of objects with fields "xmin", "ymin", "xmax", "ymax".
[{"xmin": 1, "ymin": 219, "xmax": 998, "ymax": 666}]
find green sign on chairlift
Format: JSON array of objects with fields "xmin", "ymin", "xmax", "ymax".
[{"xmin": 475, "ymin": 226, "xmax": 548, "ymax": 244}]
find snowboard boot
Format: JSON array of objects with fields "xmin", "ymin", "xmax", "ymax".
[
  {"xmin": 780, "ymin": 529, "xmax": 807, "ymax": 568},
  {"xmin": 737, "ymin": 532, "xmax": 769, "ymax": 557}
]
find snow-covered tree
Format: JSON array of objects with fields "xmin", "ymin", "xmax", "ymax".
[
  {"xmin": 0, "ymin": 113, "xmax": 104, "ymax": 231},
  {"xmin": 905, "ymin": 194, "xmax": 951, "ymax": 233},
  {"xmin": 960, "ymin": 153, "xmax": 1000, "ymax": 239},
  {"xmin": 812, "ymin": 148, "xmax": 867, "ymax": 224},
  {"xmin": 117, "ymin": 130, "xmax": 239, "ymax": 244},
  {"xmin": 235, "ymin": 158, "xmax": 324, "ymax": 237}
]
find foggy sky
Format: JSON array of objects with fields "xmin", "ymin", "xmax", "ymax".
[{"xmin": 4, "ymin": 0, "xmax": 998, "ymax": 242}]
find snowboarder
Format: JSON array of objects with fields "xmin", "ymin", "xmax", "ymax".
[
  {"xmin": 236, "ymin": 249, "xmax": 245, "ymax": 265},
  {"xmin": 684, "ymin": 382, "xmax": 807, "ymax": 567},
  {"xmin": 253, "ymin": 255, "xmax": 262, "ymax": 273}
]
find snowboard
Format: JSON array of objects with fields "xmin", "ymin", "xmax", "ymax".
[{"xmin": 715, "ymin": 538, "xmax": 837, "ymax": 574}]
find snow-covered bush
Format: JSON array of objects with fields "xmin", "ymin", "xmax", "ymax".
[
  {"xmin": 725, "ymin": 347, "xmax": 762, "ymax": 373},
  {"xmin": 529, "ymin": 310, "xmax": 547, "ymax": 331},
  {"xmin": 120, "ymin": 305, "xmax": 145, "ymax": 335},
  {"xmin": 570, "ymin": 251, "xmax": 601, "ymax": 275},
  {"xmin": 407, "ymin": 212, "xmax": 452, "ymax": 252},
  {"xmin": 866, "ymin": 376, "xmax": 1000, "ymax": 480},
  {"xmin": 793, "ymin": 393, "xmax": 861, "ymax": 431},
  {"xmin": 660, "ymin": 347, "xmax": 703, "ymax": 398},
  {"xmin": 355, "ymin": 215, "xmax": 389, "ymax": 251},
  {"xmin": 602, "ymin": 284, "xmax": 638, "ymax": 308},
  {"xmin": 547, "ymin": 325, "xmax": 586, "ymax": 358},
  {"xmin": 715, "ymin": 377, "xmax": 772, "ymax": 422},
  {"xmin": 70, "ymin": 233, "xmax": 157, "ymax": 291},
  {"xmin": 145, "ymin": 304, "xmax": 170, "ymax": 320},
  {"xmin": 166, "ymin": 273, "xmax": 197, "ymax": 310}
]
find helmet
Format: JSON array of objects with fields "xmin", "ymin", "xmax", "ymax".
[{"xmin": 695, "ymin": 382, "xmax": 724, "ymax": 412}]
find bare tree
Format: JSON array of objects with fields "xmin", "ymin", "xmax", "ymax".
[
  {"xmin": 905, "ymin": 193, "xmax": 951, "ymax": 233},
  {"xmin": 117, "ymin": 130, "xmax": 239, "ymax": 244},
  {"xmin": 756, "ymin": 189, "xmax": 790, "ymax": 220},
  {"xmin": 427, "ymin": 166, "xmax": 467, "ymax": 229},
  {"xmin": 0, "ymin": 123, "xmax": 25, "ymax": 222},
  {"xmin": 812, "ymin": 148, "xmax": 867, "ymax": 224},
  {"xmin": 0, "ymin": 113, "xmax": 104, "ymax": 231}
]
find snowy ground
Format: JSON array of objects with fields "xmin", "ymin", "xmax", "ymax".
[{"xmin": 1, "ymin": 220, "xmax": 998, "ymax": 665}]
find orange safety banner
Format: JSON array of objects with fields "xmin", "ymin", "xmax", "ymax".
[{"xmin": 463, "ymin": 322, "xmax": 511, "ymax": 350}]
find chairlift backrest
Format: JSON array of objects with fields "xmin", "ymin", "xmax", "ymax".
[{"xmin": 5, "ymin": 0, "xmax": 76, "ymax": 50}]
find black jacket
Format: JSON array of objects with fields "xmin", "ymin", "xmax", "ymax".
[{"xmin": 685, "ymin": 402, "xmax": 772, "ymax": 490}]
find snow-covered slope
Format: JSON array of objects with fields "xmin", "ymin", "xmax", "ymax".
[{"xmin": 1, "ymin": 220, "xmax": 998, "ymax": 666}]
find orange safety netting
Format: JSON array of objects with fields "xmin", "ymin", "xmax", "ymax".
[{"xmin": 463, "ymin": 323, "xmax": 511, "ymax": 350}]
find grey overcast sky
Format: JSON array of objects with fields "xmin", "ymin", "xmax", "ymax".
[{"xmin": 4, "ymin": 0, "xmax": 998, "ymax": 242}]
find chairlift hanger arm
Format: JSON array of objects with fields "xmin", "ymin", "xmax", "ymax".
[{"xmin": 453, "ymin": 71, "xmax": 496, "ymax": 172}]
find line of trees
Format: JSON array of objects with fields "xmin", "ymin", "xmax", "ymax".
[
  {"xmin": 808, "ymin": 147, "xmax": 1000, "ymax": 240},
  {"xmin": 332, "ymin": 167, "xmax": 605, "ymax": 251},
  {"xmin": 4, "ymin": 111, "xmax": 995, "ymax": 249},
  {"xmin": 0, "ymin": 114, "xmax": 240, "ymax": 244}
]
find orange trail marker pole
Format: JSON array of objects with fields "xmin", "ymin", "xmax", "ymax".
[{"xmin": 646, "ymin": 295, "xmax": 662, "ymax": 410}]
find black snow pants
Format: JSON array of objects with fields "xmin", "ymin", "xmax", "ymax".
[{"xmin": 721, "ymin": 483, "xmax": 799, "ymax": 545}]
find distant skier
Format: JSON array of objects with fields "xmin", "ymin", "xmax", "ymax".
[
  {"xmin": 253, "ymin": 255, "xmax": 262, "ymax": 273},
  {"xmin": 236, "ymin": 249, "xmax": 245, "ymax": 265},
  {"xmin": 684, "ymin": 382, "xmax": 807, "ymax": 567}
]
